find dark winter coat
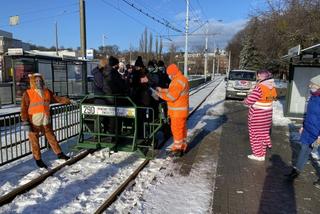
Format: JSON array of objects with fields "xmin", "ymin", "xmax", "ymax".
[
  {"xmin": 91, "ymin": 66, "xmax": 105, "ymax": 95},
  {"xmin": 103, "ymin": 66, "xmax": 126, "ymax": 96},
  {"xmin": 158, "ymin": 67, "xmax": 171, "ymax": 88},
  {"xmin": 300, "ymin": 95, "xmax": 320, "ymax": 145}
]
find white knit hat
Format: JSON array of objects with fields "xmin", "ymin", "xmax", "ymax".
[{"xmin": 310, "ymin": 75, "xmax": 320, "ymax": 86}]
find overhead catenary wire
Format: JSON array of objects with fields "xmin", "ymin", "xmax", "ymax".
[
  {"xmin": 118, "ymin": 0, "xmax": 183, "ymax": 33},
  {"xmin": 99, "ymin": 0, "xmax": 173, "ymax": 42},
  {"xmin": 0, "ymin": 10, "xmax": 79, "ymax": 28},
  {"xmin": 0, "ymin": 2, "xmax": 78, "ymax": 21}
]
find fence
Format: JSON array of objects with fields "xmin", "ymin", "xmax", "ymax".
[
  {"xmin": 0, "ymin": 76, "xmax": 210, "ymax": 166},
  {"xmin": 0, "ymin": 103, "xmax": 79, "ymax": 166}
]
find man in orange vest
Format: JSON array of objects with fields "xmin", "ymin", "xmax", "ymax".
[
  {"xmin": 21, "ymin": 73, "xmax": 71, "ymax": 168},
  {"xmin": 156, "ymin": 64, "xmax": 189, "ymax": 155}
]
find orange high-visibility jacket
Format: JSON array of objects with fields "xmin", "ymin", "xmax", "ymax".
[
  {"xmin": 253, "ymin": 83, "xmax": 277, "ymax": 110},
  {"xmin": 26, "ymin": 89, "xmax": 51, "ymax": 116},
  {"xmin": 159, "ymin": 72, "xmax": 189, "ymax": 118}
]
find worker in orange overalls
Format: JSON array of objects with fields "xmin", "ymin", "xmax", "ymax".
[
  {"xmin": 21, "ymin": 73, "xmax": 71, "ymax": 168},
  {"xmin": 156, "ymin": 64, "xmax": 189, "ymax": 155}
]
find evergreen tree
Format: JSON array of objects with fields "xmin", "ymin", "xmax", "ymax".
[{"xmin": 239, "ymin": 36, "xmax": 261, "ymax": 70}]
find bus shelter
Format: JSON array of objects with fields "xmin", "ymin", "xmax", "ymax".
[
  {"xmin": 2, "ymin": 50, "xmax": 97, "ymax": 104},
  {"xmin": 283, "ymin": 43, "xmax": 320, "ymax": 118}
]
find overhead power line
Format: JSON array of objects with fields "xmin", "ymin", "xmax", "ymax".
[
  {"xmin": 0, "ymin": 10, "xmax": 79, "ymax": 28},
  {"xmin": 119, "ymin": 0, "xmax": 183, "ymax": 33},
  {"xmin": 99, "ymin": 0, "xmax": 173, "ymax": 41}
]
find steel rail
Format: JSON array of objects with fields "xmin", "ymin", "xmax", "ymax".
[
  {"xmin": 94, "ymin": 78, "xmax": 223, "ymax": 213},
  {"xmin": 0, "ymin": 149, "xmax": 94, "ymax": 206}
]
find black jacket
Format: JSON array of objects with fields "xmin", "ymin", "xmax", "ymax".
[
  {"xmin": 103, "ymin": 66, "xmax": 126, "ymax": 96},
  {"xmin": 91, "ymin": 66, "xmax": 105, "ymax": 95}
]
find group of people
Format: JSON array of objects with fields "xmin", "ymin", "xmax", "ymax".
[
  {"xmin": 244, "ymin": 70, "xmax": 320, "ymax": 189},
  {"xmin": 91, "ymin": 56, "xmax": 190, "ymax": 155}
]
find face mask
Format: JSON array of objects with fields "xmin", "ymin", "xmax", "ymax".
[
  {"xmin": 158, "ymin": 67, "xmax": 165, "ymax": 73},
  {"xmin": 310, "ymin": 88, "xmax": 318, "ymax": 93},
  {"xmin": 168, "ymin": 75, "xmax": 172, "ymax": 80},
  {"xmin": 35, "ymin": 79, "xmax": 44, "ymax": 89}
]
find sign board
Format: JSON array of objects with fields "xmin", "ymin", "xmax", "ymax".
[
  {"xmin": 9, "ymin": 15, "xmax": 20, "ymax": 26},
  {"xmin": 86, "ymin": 49, "xmax": 94, "ymax": 60},
  {"xmin": 8, "ymin": 48, "xmax": 23, "ymax": 56},
  {"xmin": 288, "ymin": 45, "xmax": 301, "ymax": 57},
  {"xmin": 81, "ymin": 105, "xmax": 136, "ymax": 118}
]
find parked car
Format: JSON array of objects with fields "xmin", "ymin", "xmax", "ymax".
[{"xmin": 225, "ymin": 69, "xmax": 256, "ymax": 99}]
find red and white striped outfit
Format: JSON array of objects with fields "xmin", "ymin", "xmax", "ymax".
[{"xmin": 244, "ymin": 85, "xmax": 273, "ymax": 157}]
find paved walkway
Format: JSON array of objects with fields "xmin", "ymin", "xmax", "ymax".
[{"xmin": 212, "ymin": 100, "xmax": 320, "ymax": 214}]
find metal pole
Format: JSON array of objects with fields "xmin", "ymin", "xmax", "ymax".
[
  {"xmin": 183, "ymin": 0, "xmax": 189, "ymax": 77},
  {"xmin": 204, "ymin": 22, "xmax": 208, "ymax": 81},
  {"xmin": 79, "ymin": 0, "xmax": 88, "ymax": 94},
  {"xmin": 212, "ymin": 57, "xmax": 215, "ymax": 79},
  {"xmin": 228, "ymin": 50, "xmax": 231, "ymax": 74},
  {"xmin": 55, "ymin": 22, "xmax": 59, "ymax": 56},
  {"xmin": 217, "ymin": 55, "xmax": 220, "ymax": 75}
]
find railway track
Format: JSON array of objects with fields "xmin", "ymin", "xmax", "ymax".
[
  {"xmin": 94, "ymin": 78, "xmax": 223, "ymax": 213},
  {"xmin": 0, "ymin": 78, "xmax": 223, "ymax": 212}
]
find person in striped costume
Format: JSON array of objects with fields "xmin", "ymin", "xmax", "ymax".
[{"xmin": 244, "ymin": 70, "xmax": 277, "ymax": 161}]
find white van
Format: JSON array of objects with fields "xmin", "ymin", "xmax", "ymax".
[{"xmin": 225, "ymin": 69, "xmax": 256, "ymax": 99}]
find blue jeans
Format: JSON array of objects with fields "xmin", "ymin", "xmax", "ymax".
[{"xmin": 295, "ymin": 143, "xmax": 312, "ymax": 172}]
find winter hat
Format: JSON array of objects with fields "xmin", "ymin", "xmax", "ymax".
[
  {"xmin": 134, "ymin": 56, "xmax": 144, "ymax": 67},
  {"xmin": 147, "ymin": 60, "xmax": 155, "ymax": 68},
  {"xmin": 157, "ymin": 60, "xmax": 165, "ymax": 67},
  {"xmin": 167, "ymin": 64, "xmax": 180, "ymax": 76},
  {"xmin": 257, "ymin": 69, "xmax": 272, "ymax": 80},
  {"xmin": 108, "ymin": 56, "xmax": 119, "ymax": 67},
  {"xmin": 310, "ymin": 75, "xmax": 320, "ymax": 87}
]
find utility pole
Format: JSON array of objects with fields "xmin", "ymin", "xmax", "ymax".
[
  {"xmin": 102, "ymin": 34, "xmax": 107, "ymax": 57},
  {"xmin": 228, "ymin": 51, "xmax": 231, "ymax": 75},
  {"xmin": 217, "ymin": 54, "xmax": 220, "ymax": 75},
  {"xmin": 204, "ymin": 22, "xmax": 208, "ymax": 81},
  {"xmin": 184, "ymin": 0, "xmax": 189, "ymax": 77},
  {"xmin": 79, "ymin": 0, "xmax": 88, "ymax": 94},
  {"xmin": 212, "ymin": 57, "xmax": 215, "ymax": 79},
  {"xmin": 55, "ymin": 22, "xmax": 59, "ymax": 56}
]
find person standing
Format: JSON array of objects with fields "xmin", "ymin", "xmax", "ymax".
[
  {"xmin": 21, "ymin": 73, "xmax": 71, "ymax": 168},
  {"xmin": 286, "ymin": 75, "xmax": 320, "ymax": 186},
  {"xmin": 244, "ymin": 70, "xmax": 277, "ymax": 161},
  {"xmin": 156, "ymin": 64, "xmax": 189, "ymax": 155},
  {"xmin": 91, "ymin": 57, "xmax": 108, "ymax": 97}
]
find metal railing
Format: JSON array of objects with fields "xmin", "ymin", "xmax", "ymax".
[
  {"xmin": 0, "ymin": 77, "xmax": 210, "ymax": 166},
  {"xmin": 0, "ymin": 103, "xmax": 80, "ymax": 166}
]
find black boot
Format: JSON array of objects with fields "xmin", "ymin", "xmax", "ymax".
[
  {"xmin": 35, "ymin": 159, "xmax": 48, "ymax": 169},
  {"xmin": 57, "ymin": 152, "xmax": 70, "ymax": 160},
  {"xmin": 285, "ymin": 168, "xmax": 299, "ymax": 181}
]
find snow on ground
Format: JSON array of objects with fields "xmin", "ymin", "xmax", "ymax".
[
  {"xmin": 272, "ymin": 99, "xmax": 291, "ymax": 126},
  {"xmin": 108, "ymin": 80, "xmax": 226, "ymax": 213},
  {"xmin": 0, "ymin": 78, "xmax": 295, "ymax": 214}
]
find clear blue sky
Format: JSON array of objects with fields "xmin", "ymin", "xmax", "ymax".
[{"xmin": 0, "ymin": 0, "xmax": 266, "ymax": 51}]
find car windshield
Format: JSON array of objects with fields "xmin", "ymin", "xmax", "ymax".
[{"xmin": 229, "ymin": 71, "xmax": 256, "ymax": 81}]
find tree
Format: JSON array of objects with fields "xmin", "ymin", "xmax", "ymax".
[{"xmin": 239, "ymin": 36, "xmax": 262, "ymax": 70}]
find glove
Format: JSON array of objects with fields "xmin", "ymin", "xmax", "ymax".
[
  {"xmin": 21, "ymin": 121, "xmax": 30, "ymax": 132},
  {"xmin": 150, "ymin": 87, "xmax": 159, "ymax": 101}
]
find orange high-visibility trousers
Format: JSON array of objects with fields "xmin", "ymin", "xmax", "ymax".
[
  {"xmin": 29, "ymin": 125, "xmax": 62, "ymax": 160},
  {"xmin": 170, "ymin": 117, "xmax": 187, "ymax": 143}
]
